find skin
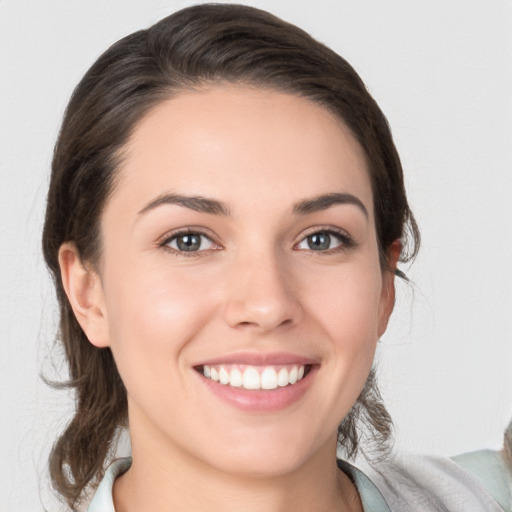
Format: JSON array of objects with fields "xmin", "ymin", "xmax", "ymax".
[{"xmin": 59, "ymin": 86, "xmax": 399, "ymax": 512}]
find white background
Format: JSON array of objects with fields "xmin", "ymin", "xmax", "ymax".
[{"xmin": 1, "ymin": 0, "xmax": 511, "ymax": 510}]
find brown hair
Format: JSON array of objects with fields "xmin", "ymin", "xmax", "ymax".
[{"xmin": 42, "ymin": 3, "xmax": 419, "ymax": 509}]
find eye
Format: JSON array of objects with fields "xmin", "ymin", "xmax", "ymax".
[
  {"xmin": 163, "ymin": 232, "xmax": 217, "ymax": 253},
  {"xmin": 296, "ymin": 230, "xmax": 351, "ymax": 252}
]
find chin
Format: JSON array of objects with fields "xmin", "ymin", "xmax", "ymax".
[{"xmin": 197, "ymin": 426, "xmax": 333, "ymax": 479}]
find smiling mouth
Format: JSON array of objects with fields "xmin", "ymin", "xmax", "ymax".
[{"xmin": 195, "ymin": 364, "xmax": 313, "ymax": 390}]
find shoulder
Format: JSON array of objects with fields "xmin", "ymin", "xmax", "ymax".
[
  {"xmin": 452, "ymin": 449, "xmax": 512, "ymax": 511},
  {"xmin": 359, "ymin": 450, "xmax": 511, "ymax": 512}
]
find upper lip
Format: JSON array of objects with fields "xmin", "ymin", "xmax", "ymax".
[{"xmin": 193, "ymin": 351, "xmax": 319, "ymax": 367}]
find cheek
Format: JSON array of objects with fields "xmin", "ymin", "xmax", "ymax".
[
  {"xmin": 301, "ymin": 261, "xmax": 383, "ymax": 378},
  {"xmin": 102, "ymin": 260, "xmax": 220, "ymax": 377},
  {"xmin": 291, "ymin": 267, "xmax": 383, "ymax": 435},
  {"xmin": 304, "ymin": 263, "xmax": 383, "ymax": 337}
]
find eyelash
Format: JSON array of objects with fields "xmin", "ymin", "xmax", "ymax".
[
  {"xmin": 294, "ymin": 227, "xmax": 356, "ymax": 254},
  {"xmin": 158, "ymin": 228, "xmax": 221, "ymax": 257},
  {"xmin": 158, "ymin": 226, "xmax": 356, "ymax": 256}
]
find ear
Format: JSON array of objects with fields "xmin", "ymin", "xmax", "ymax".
[
  {"xmin": 58, "ymin": 242, "xmax": 110, "ymax": 348},
  {"xmin": 378, "ymin": 239, "xmax": 402, "ymax": 337}
]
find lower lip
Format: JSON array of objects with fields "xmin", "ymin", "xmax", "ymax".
[{"xmin": 196, "ymin": 366, "xmax": 317, "ymax": 413}]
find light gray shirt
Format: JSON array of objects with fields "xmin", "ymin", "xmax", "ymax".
[{"xmin": 87, "ymin": 450, "xmax": 511, "ymax": 511}]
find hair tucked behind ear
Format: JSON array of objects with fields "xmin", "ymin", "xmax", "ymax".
[{"xmin": 43, "ymin": 4, "xmax": 419, "ymax": 509}]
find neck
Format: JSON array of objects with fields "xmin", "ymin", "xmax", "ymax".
[
  {"xmin": 113, "ymin": 433, "xmax": 362, "ymax": 512},
  {"xmin": 113, "ymin": 404, "xmax": 363, "ymax": 512}
]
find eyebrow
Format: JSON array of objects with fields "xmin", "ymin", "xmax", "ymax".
[
  {"xmin": 292, "ymin": 193, "xmax": 368, "ymax": 218},
  {"xmin": 138, "ymin": 193, "xmax": 231, "ymax": 216},
  {"xmin": 137, "ymin": 192, "xmax": 367, "ymax": 218}
]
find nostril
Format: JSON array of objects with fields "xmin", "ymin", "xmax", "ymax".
[
  {"xmin": 223, "ymin": 289, "xmax": 303, "ymax": 333},
  {"xmin": 234, "ymin": 317, "xmax": 294, "ymax": 332}
]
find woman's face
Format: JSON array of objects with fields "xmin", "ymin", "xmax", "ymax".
[{"xmin": 74, "ymin": 86, "xmax": 396, "ymax": 476}]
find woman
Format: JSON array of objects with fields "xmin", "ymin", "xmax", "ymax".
[{"xmin": 42, "ymin": 4, "xmax": 511, "ymax": 511}]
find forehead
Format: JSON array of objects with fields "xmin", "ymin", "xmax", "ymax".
[{"xmin": 113, "ymin": 85, "xmax": 373, "ymax": 217}]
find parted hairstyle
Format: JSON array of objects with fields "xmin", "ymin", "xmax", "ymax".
[{"xmin": 42, "ymin": 3, "xmax": 420, "ymax": 510}]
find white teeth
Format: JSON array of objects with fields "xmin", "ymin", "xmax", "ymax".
[
  {"xmin": 243, "ymin": 367, "xmax": 261, "ymax": 390},
  {"xmin": 288, "ymin": 366, "xmax": 298, "ymax": 385},
  {"xmin": 277, "ymin": 368, "xmax": 289, "ymax": 387},
  {"xmin": 202, "ymin": 364, "xmax": 307, "ymax": 390},
  {"xmin": 229, "ymin": 368, "xmax": 243, "ymax": 387},
  {"xmin": 261, "ymin": 367, "xmax": 278, "ymax": 390},
  {"xmin": 219, "ymin": 366, "xmax": 230, "ymax": 385}
]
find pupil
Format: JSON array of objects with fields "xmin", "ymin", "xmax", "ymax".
[
  {"xmin": 308, "ymin": 233, "xmax": 330, "ymax": 250},
  {"xmin": 177, "ymin": 234, "xmax": 201, "ymax": 251}
]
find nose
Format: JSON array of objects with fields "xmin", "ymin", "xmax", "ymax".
[{"xmin": 222, "ymin": 251, "xmax": 303, "ymax": 334}]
